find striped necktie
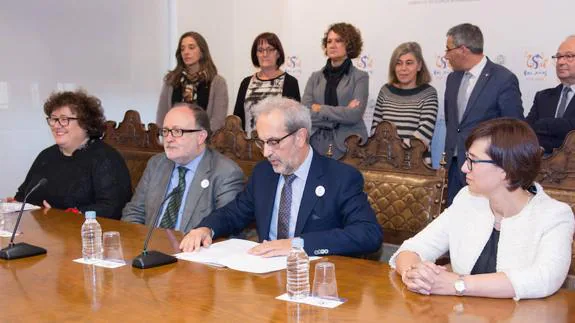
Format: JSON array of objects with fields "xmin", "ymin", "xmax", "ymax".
[
  {"xmin": 160, "ymin": 166, "xmax": 188, "ymax": 229},
  {"xmin": 277, "ymin": 174, "xmax": 297, "ymax": 239}
]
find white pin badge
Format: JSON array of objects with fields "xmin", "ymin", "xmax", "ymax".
[
  {"xmin": 201, "ymin": 179, "xmax": 210, "ymax": 189},
  {"xmin": 315, "ymin": 185, "xmax": 325, "ymax": 197}
]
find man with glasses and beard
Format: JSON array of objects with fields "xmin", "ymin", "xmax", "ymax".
[
  {"xmin": 179, "ymin": 96, "xmax": 383, "ymax": 257},
  {"xmin": 122, "ymin": 103, "xmax": 244, "ymax": 232}
]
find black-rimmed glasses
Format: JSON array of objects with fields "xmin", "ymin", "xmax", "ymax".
[
  {"xmin": 445, "ymin": 45, "xmax": 462, "ymax": 53},
  {"xmin": 160, "ymin": 128, "xmax": 203, "ymax": 137},
  {"xmin": 465, "ymin": 152, "xmax": 497, "ymax": 171},
  {"xmin": 257, "ymin": 47, "xmax": 277, "ymax": 55},
  {"xmin": 46, "ymin": 116, "xmax": 79, "ymax": 127},
  {"xmin": 254, "ymin": 129, "xmax": 299, "ymax": 150},
  {"xmin": 552, "ymin": 54, "xmax": 575, "ymax": 63}
]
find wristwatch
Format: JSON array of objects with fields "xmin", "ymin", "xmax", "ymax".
[{"xmin": 454, "ymin": 275, "xmax": 466, "ymax": 296}]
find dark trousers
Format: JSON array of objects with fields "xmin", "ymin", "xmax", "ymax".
[{"xmin": 447, "ymin": 157, "xmax": 466, "ymax": 206}]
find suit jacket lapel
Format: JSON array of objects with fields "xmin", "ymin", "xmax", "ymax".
[
  {"xmin": 147, "ymin": 157, "xmax": 174, "ymax": 226},
  {"xmin": 181, "ymin": 149, "xmax": 212, "ymax": 230},
  {"xmin": 294, "ymin": 153, "xmax": 324, "ymax": 235},
  {"xmin": 260, "ymin": 167, "xmax": 280, "ymax": 240},
  {"xmin": 461, "ymin": 59, "xmax": 493, "ymax": 123}
]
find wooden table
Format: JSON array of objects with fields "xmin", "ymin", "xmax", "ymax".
[{"xmin": 1, "ymin": 209, "xmax": 574, "ymax": 322}]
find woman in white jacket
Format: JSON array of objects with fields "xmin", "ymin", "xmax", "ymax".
[{"xmin": 390, "ymin": 118, "xmax": 574, "ymax": 300}]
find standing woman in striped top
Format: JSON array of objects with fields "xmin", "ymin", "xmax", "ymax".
[{"xmin": 372, "ymin": 42, "xmax": 438, "ymax": 163}]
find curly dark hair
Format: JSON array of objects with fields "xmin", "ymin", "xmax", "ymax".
[
  {"xmin": 43, "ymin": 89, "xmax": 106, "ymax": 138},
  {"xmin": 321, "ymin": 22, "xmax": 363, "ymax": 59}
]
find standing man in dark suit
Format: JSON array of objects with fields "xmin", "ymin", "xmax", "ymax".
[
  {"xmin": 443, "ymin": 23, "xmax": 524, "ymax": 205},
  {"xmin": 179, "ymin": 96, "xmax": 383, "ymax": 257},
  {"xmin": 122, "ymin": 103, "xmax": 244, "ymax": 232},
  {"xmin": 527, "ymin": 35, "xmax": 575, "ymax": 154}
]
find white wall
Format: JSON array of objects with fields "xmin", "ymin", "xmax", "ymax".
[
  {"xmin": 2, "ymin": 0, "xmax": 573, "ymax": 196},
  {"xmin": 175, "ymin": 0, "xmax": 573, "ymax": 167},
  {"xmin": 0, "ymin": 0, "xmax": 170, "ymax": 196}
]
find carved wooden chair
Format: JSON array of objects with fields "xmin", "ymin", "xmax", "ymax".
[
  {"xmin": 209, "ymin": 115, "xmax": 265, "ymax": 241},
  {"xmin": 103, "ymin": 110, "xmax": 163, "ymax": 191},
  {"xmin": 340, "ymin": 121, "xmax": 448, "ymax": 261},
  {"xmin": 537, "ymin": 130, "xmax": 575, "ymax": 289},
  {"xmin": 209, "ymin": 115, "xmax": 265, "ymax": 181}
]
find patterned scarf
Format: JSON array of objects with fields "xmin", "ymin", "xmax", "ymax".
[{"xmin": 179, "ymin": 69, "xmax": 207, "ymax": 103}]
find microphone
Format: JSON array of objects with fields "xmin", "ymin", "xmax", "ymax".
[
  {"xmin": 0, "ymin": 178, "xmax": 48, "ymax": 260},
  {"xmin": 132, "ymin": 187, "xmax": 180, "ymax": 269}
]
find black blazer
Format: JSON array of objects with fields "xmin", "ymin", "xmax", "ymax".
[
  {"xmin": 444, "ymin": 58, "xmax": 524, "ymax": 169},
  {"xmin": 526, "ymin": 84, "xmax": 575, "ymax": 153}
]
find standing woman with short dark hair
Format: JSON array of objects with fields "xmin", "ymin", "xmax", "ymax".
[
  {"xmin": 233, "ymin": 32, "xmax": 300, "ymax": 136},
  {"xmin": 390, "ymin": 118, "xmax": 574, "ymax": 300},
  {"xmin": 157, "ymin": 31, "xmax": 228, "ymax": 131},
  {"xmin": 302, "ymin": 22, "xmax": 369, "ymax": 159},
  {"xmin": 12, "ymin": 90, "xmax": 132, "ymax": 219}
]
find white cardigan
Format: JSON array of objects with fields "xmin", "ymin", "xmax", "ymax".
[{"xmin": 389, "ymin": 183, "xmax": 574, "ymax": 300}]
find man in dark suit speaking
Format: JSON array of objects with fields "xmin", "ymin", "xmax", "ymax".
[
  {"xmin": 443, "ymin": 23, "xmax": 524, "ymax": 205},
  {"xmin": 527, "ymin": 35, "xmax": 575, "ymax": 154},
  {"xmin": 180, "ymin": 96, "xmax": 383, "ymax": 257}
]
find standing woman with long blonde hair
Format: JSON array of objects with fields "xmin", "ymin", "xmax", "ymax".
[{"xmin": 157, "ymin": 31, "xmax": 228, "ymax": 131}]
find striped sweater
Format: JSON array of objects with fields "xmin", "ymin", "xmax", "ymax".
[{"xmin": 371, "ymin": 83, "xmax": 438, "ymax": 148}]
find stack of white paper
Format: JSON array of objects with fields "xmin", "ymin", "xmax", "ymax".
[
  {"xmin": 175, "ymin": 239, "xmax": 320, "ymax": 274},
  {"xmin": 0, "ymin": 202, "xmax": 41, "ymax": 214}
]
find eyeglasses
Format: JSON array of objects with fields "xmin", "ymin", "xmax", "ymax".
[
  {"xmin": 160, "ymin": 128, "xmax": 203, "ymax": 137},
  {"xmin": 465, "ymin": 152, "xmax": 497, "ymax": 171},
  {"xmin": 257, "ymin": 47, "xmax": 276, "ymax": 55},
  {"xmin": 46, "ymin": 116, "xmax": 79, "ymax": 127},
  {"xmin": 254, "ymin": 129, "xmax": 299, "ymax": 150},
  {"xmin": 552, "ymin": 54, "xmax": 575, "ymax": 63},
  {"xmin": 445, "ymin": 45, "xmax": 462, "ymax": 53}
]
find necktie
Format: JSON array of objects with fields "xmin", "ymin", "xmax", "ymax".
[
  {"xmin": 457, "ymin": 72, "xmax": 472, "ymax": 123},
  {"xmin": 160, "ymin": 166, "xmax": 188, "ymax": 229},
  {"xmin": 277, "ymin": 174, "xmax": 297, "ymax": 239},
  {"xmin": 556, "ymin": 87, "xmax": 572, "ymax": 118}
]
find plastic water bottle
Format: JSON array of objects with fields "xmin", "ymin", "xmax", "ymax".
[
  {"xmin": 82, "ymin": 211, "xmax": 103, "ymax": 260},
  {"xmin": 286, "ymin": 237, "xmax": 310, "ymax": 299}
]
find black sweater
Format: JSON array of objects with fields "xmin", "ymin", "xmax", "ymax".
[{"xmin": 15, "ymin": 139, "xmax": 132, "ymax": 219}]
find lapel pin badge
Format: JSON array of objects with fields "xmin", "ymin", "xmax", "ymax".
[
  {"xmin": 315, "ymin": 185, "xmax": 325, "ymax": 197},
  {"xmin": 201, "ymin": 179, "xmax": 210, "ymax": 189}
]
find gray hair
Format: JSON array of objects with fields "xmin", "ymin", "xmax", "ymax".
[
  {"xmin": 447, "ymin": 23, "xmax": 484, "ymax": 54},
  {"xmin": 252, "ymin": 96, "xmax": 312, "ymax": 140}
]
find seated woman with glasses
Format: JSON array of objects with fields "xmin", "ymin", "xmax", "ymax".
[
  {"xmin": 233, "ymin": 32, "xmax": 300, "ymax": 136},
  {"xmin": 11, "ymin": 90, "xmax": 132, "ymax": 219},
  {"xmin": 302, "ymin": 22, "xmax": 369, "ymax": 159},
  {"xmin": 157, "ymin": 31, "xmax": 228, "ymax": 132},
  {"xmin": 390, "ymin": 118, "xmax": 574, "ymax": 300}
]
